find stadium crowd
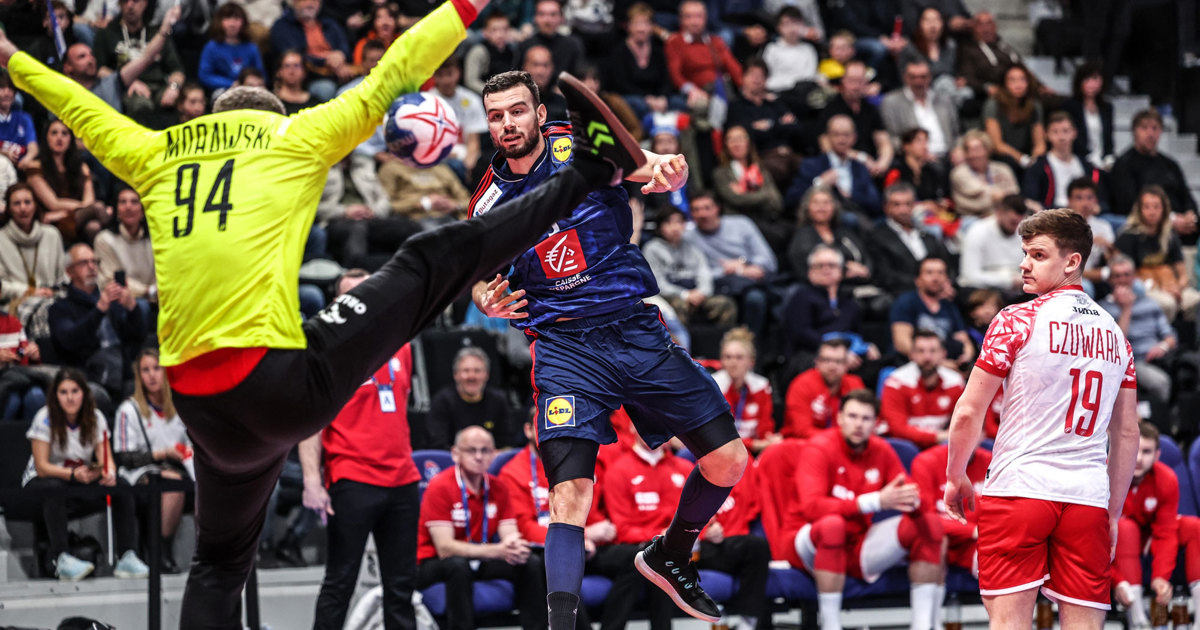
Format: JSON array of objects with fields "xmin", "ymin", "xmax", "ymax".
[{"xmin": 2, "ymin": 0, "xmax": 1200, "ymax": 627}]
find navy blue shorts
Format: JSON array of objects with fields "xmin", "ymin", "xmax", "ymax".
[{"xmin": 527, "ymin": 303, "xmax": 730, "ymax": 449}]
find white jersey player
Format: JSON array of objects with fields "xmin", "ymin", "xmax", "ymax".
[{"xmin": 944, "ymin": 209, "xmax": 1140, "ymax": 630}]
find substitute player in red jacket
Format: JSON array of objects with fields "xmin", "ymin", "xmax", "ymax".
[
  {"xmin": 711, "ymin": 327, "xmax": 780, "ymax": 453},
  {"xmin": 911, "ymin": 443, "xmax": 990, "ymax": 577},
  {"xmin": 946, "ymin": 210, "xmax": 1140, "ymax": 628},
  {"xmin": 783, "ymin": 339, "xmax": 866, "ymax": 439},
  {"xmin": 1112, "ymin": 422, "xmax": 1180, "ymax": 629},
  {"xmin": 878, "ymin": 330, "xmax": 964, "ymax": 448},
  {"xmin": 781, "ymin": 390, "xmax": 945, "ymax": 630}
]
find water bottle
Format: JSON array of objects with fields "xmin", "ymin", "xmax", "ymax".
[{"xmin": 1172, "ymin": 587, "xmax": 1190, "ymax": 630}]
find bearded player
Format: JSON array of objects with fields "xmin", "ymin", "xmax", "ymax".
[{"xmin": 945, "ymin": 208, "xmax": 1140, "ymax": 629}]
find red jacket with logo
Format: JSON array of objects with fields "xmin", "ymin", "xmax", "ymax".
[
  {"xmin": 878, "ymin": 363, "xmax": 964, "ymax": 448},
  {"xmin": 602, "ymin": 447, "xmax": 693, "ymax": 545},
  {"xmin": 417, "ymin": 466, "xmax": 516, "ymax": 562},
  {"xmin": 783, "ymin": 370, "xmax": 866, "ymax": 439},
  {"xmin": 499, "ymin": 445, "xmax": 606, "ymax": 544},
  {"xmin": 1116, "ymin": 461, "xmax": 1180, "ymax": 581}
]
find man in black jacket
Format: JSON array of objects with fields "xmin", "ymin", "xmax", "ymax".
[
  {"xmin": 1022, "ymin": 112, "xmax": 1109, "ymax": 212},
  {"xmin": 48, "ymin": 244, "xmax": 148, "ymax": 400},
  {"xmin": 867, "ymin": 182, "xmax": 951, "ymax": 294},
  {"xmin": 1111, "ymin": 109, "xmax": 1198, "ymax": 224}
]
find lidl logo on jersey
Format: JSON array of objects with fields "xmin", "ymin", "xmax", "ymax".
[
  {"xmin": 534, "ymin": 229, "xmax": 588, "ymax": 279},
  {"xmin": 551, "ymin": 137, "xmax": 573, "ymax": 163},
  {"xmin": 544, "ymin": 395, "xmax": 576, "ymax": 428}
]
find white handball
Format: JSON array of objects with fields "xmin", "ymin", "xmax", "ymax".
[{"xmin": 384, "ymin": 92, "xmax": 461, "ymax": 168}]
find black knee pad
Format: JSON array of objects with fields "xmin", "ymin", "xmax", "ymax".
[
  {"xmin": 675, "ymin": 412, "xmax": 740, "ymax": 459},
  {"xmin": 538, "ymin": 437, "xmax": 600, "ymax": 488}
]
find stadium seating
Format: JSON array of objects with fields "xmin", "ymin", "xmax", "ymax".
[
  {"xmin": 487, "ymin": 448, "xmax": 520, "ymax": 475},
  {"xmin": 885, "ymin": 437, "xmax": 920, "ymax": 472}
]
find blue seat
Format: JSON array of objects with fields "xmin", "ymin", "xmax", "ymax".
[
  {"xmin": 488, "ymin": 448, "xmax": 521, "ymax": 475},
  {"xmin": 766, "ymin": 567, "xmax": 817, "ymax": 601},
  {"xmin": 420, "ymin": 579, "xmax": 516, "ymax": 616},
  {"xmin": 978, "ymin": 438, "xmax": 994, "ymax": 451},
  {"xmin": 1161, "ymin": 437, "xmax": 1196, "ymax": 515},
  {"xmin": 844, "ymin": 566, "xmax": 910, "ymax": 598},
  {"xmin": 885, "ymin": 437, "xmax": 920, "ymax": 472},
  {"xmin": 675, "ymin": 448, "xmax": 697, "ymax": 463},
  {"xmin": 581, "ymin": 575, "xmax": 612, "ymax": 609},
  {"xmin": 946, "ymin": 566, "xmax": 980, "ymax": 594},
  {"xmin": 412, "ymin": 450, "xmax": 454, "ymax": 501},
  {"xmin": 876, "ymin": 366, "xmax": 896, "ymax": 398},
  {"xmin": 696, "ymin": 569, "xmax": 736, "ymax": 602}
]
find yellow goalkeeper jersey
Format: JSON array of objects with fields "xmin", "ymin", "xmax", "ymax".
[{"xmin": 8, "ymin": 2, "xmax": 466, "ymax": 366}]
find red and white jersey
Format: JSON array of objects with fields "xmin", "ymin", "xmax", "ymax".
[
  {"xmin": 711, "ymin": 369, "xmax": 775, "ymax": 441},
  {"xmin": 878, "ymin": 362, "xmax": 964, "ymax": 448},
  {"xmin": 975, "ymin": 285, "xmax": 1136, "ymax": 509}
]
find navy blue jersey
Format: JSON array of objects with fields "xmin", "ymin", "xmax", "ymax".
[{"xmin": 467, "ymin": 122, "xmax": 658, "ymax": 328}]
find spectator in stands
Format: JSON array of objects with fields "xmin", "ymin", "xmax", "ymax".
[
  {"xmin": 781, "ymin": 390, "xmax": 946, "ymax": 630},
  {"xmin": 665, "ymin": 0, "xmax": 744, "ymax": 128},
  {"xmin": 0, "ymin": 183, "xmax": 65, "ymax": 305},
  {"xmin": 1062, "ymin": 61, "xmax": 1114, "ymax": 169},
  {"xmin": 710, "ymin": 327, "xmax": 779, "ymax": 454},
  {"xmin": 642, "ymin": 208, "xmax": 736, "ymax": 327},
  {"xmin": 890, "ymin": 256, "xmax": 972, "ymax": 363},
  {"xmin": 416, "ymin": 426, "xmax": 542, "ymax": 630},
  {"xmin": 898, "ymin": 8, "xmax": 962, "ymax": 100},
  {"xmin": 982, "ymin": 64, "xmax": 1044, "ymax": 172},
  {"xmin": 464, "ymin": 12, "xmax": 517, "ymax": 94},
  {"xmin": 175, "ymin": 83, "xmax": 207, "ymax": 125},
  {"xmin": 641, "ymin": 123, "xmax": 696, "ymax": 216},
  {"xmin": 727, "ymin": 58, "xmax": 805, "ymax": 190},
  {"xmin": 818, "ymin": 60, "xmax": 893, "ymax": 176},
  {"xmin": 0, "ymin": 73, "xmax": 36, "ymax": 169},
  {"xmin": 763, "ymin": 7, "xmax": 819, "ymax": 93},
  {"xmin": 378, "ymin": 160, "xmax": 471, "ymax": 228},
  {"xmin": 273, "ymin": 50, "xmax": 320, "ymax": 115},
  {"xmin": 61, "ymin": 7, "xmax": 176, "ymax": 112},
  {"xmin": 48, "ymin": 244, "xmax": 147, "ymax": 398},
  {"xmin": 113, "ymin": 348, "xmax": 190, "ymax": 573},
  {"xmin": 28, "ymin": 1, "xmax": 79, "ymax": 67},
  {"xmin": 948, "ymin": 129, "xmax": 1019, "ymax": 218},
  {"xmin": 955, "ymin": 11, "xmax": 1021, "ymax": 101},
  {"xmin": 298, "ymin": 270, "xmax": 422, "ymax": 629},
  {"xmin": 783, "ymin": 338, "xmax": 865, "ymax": 439},
  {"xmin": 911, "ymin": 440, "xmax": 990, "ymax": 580},
  {"xmin": 901, "ymin": 0, "xmax": 973, "ymax": 38},
  {"xmin": 268, "ymin": 0, "xmax": 354, "ymax": 103},
  {"xmin": 958, "ymin": 194, "xmax": 1027, "ymax": 292},
  {"xmin": 1111, "ymin": 109, "xmax": 1200, "ymax": 224},
  {"xmin": 879, "ymin": 330, "xmax": 964, "ymax": 448},
  {"xmin": 1115, "ymin": 186, "xmax": 1200, "ymax": 321},
  {"xmin": 817, "ymin": 31, "xmax": 863, "ymax": 84},
  {"xmin": 867, "ymin": 182, "xmax": 951, "ymax": 294},
  {"xmin": 92, "ymin": 0, "xmax": 186, "ymax": 124},
  {"xmin": 518, "ymin": 0, "xmax": 585, "ymax": 82},
  {"xmin": 425, "ymin": 55, "xmax": 488, "ymax": 178},
  {"xmin": 22, "ymin": 368, "xmax": 147, "ymax": 581},
  {"xmin": 198, "ymin": 2, "xmax": 265, "ymax": 94},
  {"xmin": 788, "ymin": 115, "xmax": 881, "ymax": 217},
  {"xmin": 1110, "ymin": 422, "xmax": 1178, "ymax": 629},
  {"xmin": 787, "ymin": 185, "xmax": 872, "ymax": 283},
  {"xmin": 94, "ymin": 187, "xmax": 154, "ymax": 310},
  {"xmin": 428, "ymin": 347, "xmax": 517, "ymax": 451},
  {"xmin": 603, "ymin": 3, "xmax": 678, "ymax": 125},
  {"xmin": 686, "ymin": 191, "xmax": 776, "ymax": 338},
  {"xmin": 964, "ymin": 288, "xmax": 1001, "ymax": 348},
  {"xmin": 883, "ymin": 128, "xmax": 948, "ymax": 208},
  {"xmin": 23, "ymin": 120, "xmax": 109, "ymax": 244},
  {"xmin": 711, "ymin": 125, "xmax": 786, "ymax": 250},
  {"xmin": 782, "ymin": 244, "xmax": 877, "ymax": 369},
  {"xmin": 1024, "ymin": 113, "xmax": 1108, "ymax": 211},
  {"xmin": 0, "ymin": 306, "xmax": 45, "ymax": 422},
  {"xmin": 521, "ymin": 45, "xmax": 567, "ymax": 121},
  {"xmin": 821, "ymin": 0, "xmax": 907, "ymax": 70},
  {"xmin": 352, "ymin": 5, "xmax": 400, "ymax": 67},
  {"xmin": 1099, "ymin": 255, "xmax": 1176, "ymax": 409},
  {"xmin": 1067, "ymin": 178, "xmax": 1116, "ymax": 289},
  {"xmin": 881, "ymin": 59, "xmax": 958, "ymax": 161},
  {"xmin": 233, "ymin": 66, "xmax": 266, "ymax": 88}
]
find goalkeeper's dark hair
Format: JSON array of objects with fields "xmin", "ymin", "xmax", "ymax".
[{"xmin": 482, "ymin": 71, "xmax": 541, "ymax": 108}]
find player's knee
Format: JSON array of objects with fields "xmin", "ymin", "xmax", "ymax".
[
  {"xmin": 697, "ymin": 438, "xmax": 748, "ymax": 487},
  {"xmin": 811, "ymin": 514, "xmax": 847, "ymax": 547},
  {"xmin": 1181, "ymin": 516, "xmax": 1200, "ymax": 544},
  {"xmin": 1117, "ymin": 517, "xmax": 1140, "ymax": 541},
  {"xmin": 549, "ymin": 478, "xmax": 593, "ymax": 525}
]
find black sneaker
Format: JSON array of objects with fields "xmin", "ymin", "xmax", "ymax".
[
  {"xmin": 634, "ymin": 536, "xmax": 721, "ymax": 623},
  {"xmin": 557, "ymin": 72, "xmax": 646, "ymax": 180}
]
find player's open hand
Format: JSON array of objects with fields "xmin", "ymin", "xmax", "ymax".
[
  {"xmin": 477, "ymin": 274, "xmax": 527, "ymax": 319},
  {"xmin": 880, "ymin": 474, "xmax": 919, "ymax": 512},
  {"xmin": 943, "ymin": 474, "xmax": 973, "ymax": 524},
  {"xmin": 640, "ymin": 154, "xmax": 688, "ymax": 195}
]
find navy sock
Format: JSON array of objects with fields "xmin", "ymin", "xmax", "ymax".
[
  {"xmin": 662, "ymin": 467, "xmax": 733, "ymax": 557},
  {"xmin": 545, "ymin": 521, "xmax": 585, "ymax": 592}
]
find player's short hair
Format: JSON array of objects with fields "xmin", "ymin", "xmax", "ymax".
[
  {"xmin": 212, "ymin": 86, "xmax": 286, "ymax": 116},
  {"xmin": 482, "ymin": 71, "xmax": 541, "ymax": 108},
  {"xmin": 1047, "ymin": 111, "xmax": 1074, "ymax": 129},
  {"xmin": 453, "ymin": 346, "xmax": 490, "ymax": 374},
  {"xmin": 842, "ymin": 389, "xmax": 878, "ymax": 414},
  {"xmin": 912, "ymin": 329, "xmax": 944, "ymax": 348},
  {"xmin": 1067, "ymin": 176, "xmax": 1097, "ymax": 198},
  {"xmin": 1017, "ymin": 207, "xmax": 1093, "ymax": 265},
  {"xmin": 1139, "ymin": 421, "xmax": 1160, "ymax": 443}
]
